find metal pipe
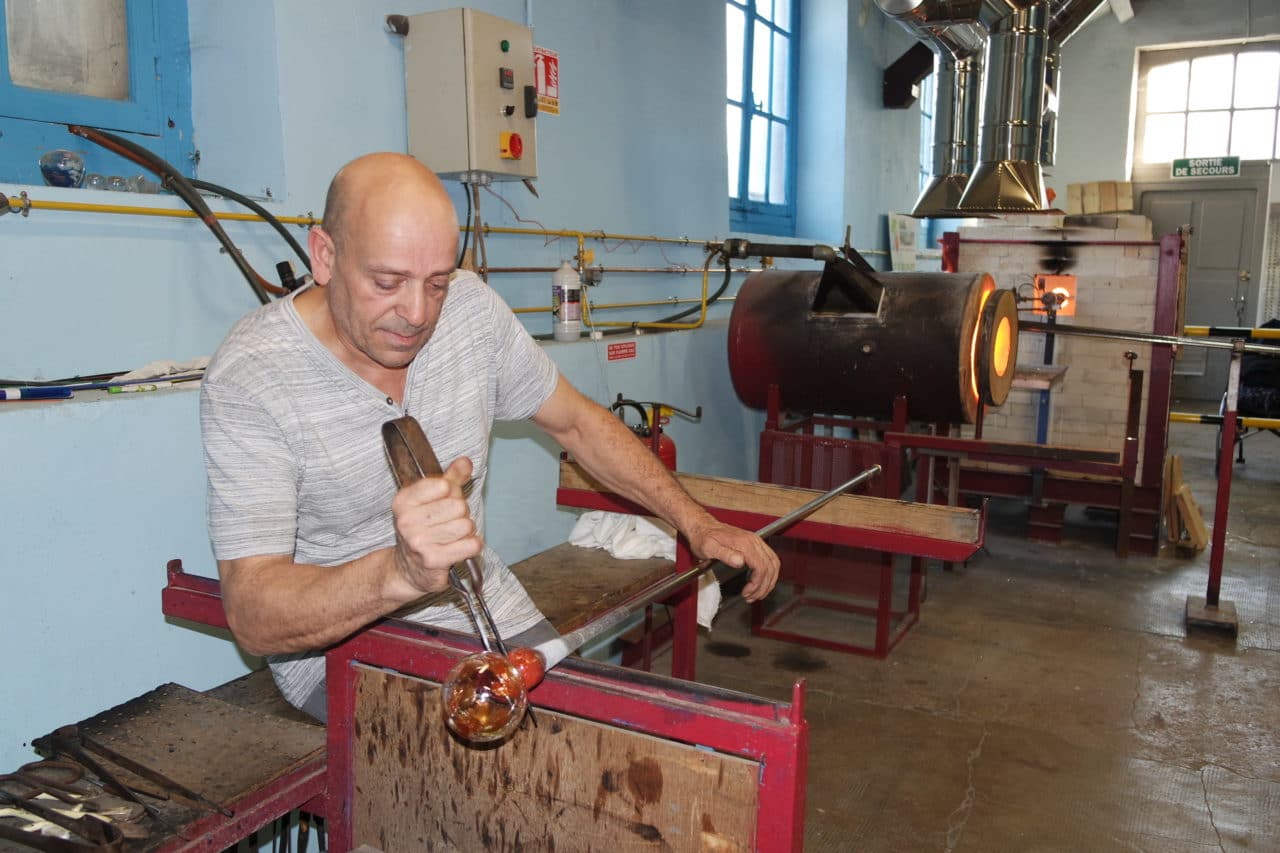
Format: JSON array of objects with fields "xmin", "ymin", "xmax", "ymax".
[
  {"xmin": 2, "ymin": 192, "xmax": 320, "ymax": 226},
  {"xmin": 1183, "ymin": 325, "xmax": 1280, "ymax": 340},
  {"xmin": 481, "ymin": 265, "xmax": 764, "ymax": 275},
  {"xmin": 513, "ymin": 296, "xmax": 737, "ymax": 315},
  {"xmin": 1019, "ymin": 319, "xmax": 1280, "ymax": 356},
  {"xmin": 1171, "ymin": 412, "xmax": 1280, "ymax": 430},
  {"xmin": 533, "ymin": 465, "xmax": 883, "ymax": 668}
]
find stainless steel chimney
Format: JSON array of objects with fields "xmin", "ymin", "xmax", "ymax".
[
  {"xmin": 957, "ymin": 1, "xmax": 1051, "ymax": 212},
  {"xmin": 875, "ymin": 1, "xmax": 987, "ymax": 216},
  {"xmin": 1041, "ymin": 0, "xmax": 1109, "ymax": 166}
]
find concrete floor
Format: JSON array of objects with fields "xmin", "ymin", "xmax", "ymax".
[{"xmin": 684, "ymin": 422, "xmax": 1279, "ymax": 851}]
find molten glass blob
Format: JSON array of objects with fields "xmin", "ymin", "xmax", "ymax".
[
  {"xmin": 506, "ymin": 647, "xmax": 546, "ymax": 689},
  {"xmin": 442, "ymin": 651, "xmax": 529, "ymax": 743}
]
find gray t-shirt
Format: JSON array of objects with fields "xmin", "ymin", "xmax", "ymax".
[{"xmin": 201, "ymin": 272, "xmax": 559, "ymax": 707}]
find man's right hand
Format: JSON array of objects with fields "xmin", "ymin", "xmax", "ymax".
[{"xmin": 388, "ymin": 456, "xmax": 483, "ymax": 596}]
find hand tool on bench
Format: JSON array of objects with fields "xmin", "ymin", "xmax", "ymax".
[
  {"xmin": 0, "ymin": 761, "xmax": 86, "ymax": 806},
  {"xmin": 0, "ymin": 779, "xmax": 126, "ymax": 851},
  {"xmin": 382, "ymin": 416, "xmax": 509, "ymax": 656},
  {"xmin": 33, "ymin": 728, "xmax": 177, "ymax": 833},
  {"xmin": 54, "ymin": 727, "xmax": 233, "ymax": 818}
]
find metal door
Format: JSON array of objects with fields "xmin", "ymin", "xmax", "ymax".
[{"xmin": 1134, "ymin": 165, "xmax": 1268, "ymax": 402}]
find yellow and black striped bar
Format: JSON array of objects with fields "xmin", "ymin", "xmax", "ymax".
[
  {"xmin": 1183, "ymin": 325, "xmax": 1280, "ymax": 341},
  {"xmin": 1171, "ymin": 412, "xmax": 1280, "ymax": 430}
]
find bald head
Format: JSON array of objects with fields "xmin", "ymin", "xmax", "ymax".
[{"xmin": 321, "ymin": 153, "xmax": 456, "ymax": 251}]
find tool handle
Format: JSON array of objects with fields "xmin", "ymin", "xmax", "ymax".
[{"xmin": 382, "ymin": 416, "xmax": 446, "ymax": 484}]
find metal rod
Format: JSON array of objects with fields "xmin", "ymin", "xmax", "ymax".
[
  {"xmin": 535, "ymin": 465, "xmax": 882, "ymax": 666},
  {"xmin": 1019, "ymin": 319, "xmax": 1280, "ymax": 356}
]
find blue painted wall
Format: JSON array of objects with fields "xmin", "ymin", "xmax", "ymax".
[{"xmin": 0, "ymin": 0, "xmax": 918, "ymax": 769}]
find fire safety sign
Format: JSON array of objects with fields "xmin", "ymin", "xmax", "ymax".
[{"xmin": 534, "ymin": 46, "xmax": 559, "ymax": 115}]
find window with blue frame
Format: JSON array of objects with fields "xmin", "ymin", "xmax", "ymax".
[
  {"xmin": 726, "ymin": 0, "xmax": 797, "ymax": 236},
  {"xmin": 918, "ymin": 71, "xmax": 934, "ymax": 192},
  {"xmin": 0, "ymin": 0, "xmax": 194, "ymax": 188}
]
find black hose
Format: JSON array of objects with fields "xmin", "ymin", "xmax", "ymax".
[
  {"xmin": 189, "ymin": 178, "xmax": 311, "ymax": 272},
  {"xmin": 594, "ymin": 249, "xmax": 733, "ymax": 337},
  {"xmin": 457, "ymin": 186, "xmax": 472, "ymax": 269},
  {"xmin": 68, "ymin": 126, "xmax": 277, "ymax": 304}
]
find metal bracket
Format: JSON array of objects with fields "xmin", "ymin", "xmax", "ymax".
[{"xmin": 2, "ymin": 191, "xmax": 31, "ymax": 218}]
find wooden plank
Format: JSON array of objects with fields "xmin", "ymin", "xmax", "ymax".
[
  {"xmin": 1163, "ymin": 455, "xmax": 1183, "ymax": 543},
  {"xmin": 560, "ymin": 460, "xmax": 981, "ymax": 546},
  {"xmin": 351, "ymin": 666, "xmax": 759, "ymax": 851},
  {"xmin": 511, "ymin": 542, "xmax": 674, "ymax": 634},
  {"xmin": 73, "ymin": 683, "xmax": 324, "ymax": 806},
  {"xmin": 1174, "ymin": 484, "xmax": 1209, "ymax": 551}
]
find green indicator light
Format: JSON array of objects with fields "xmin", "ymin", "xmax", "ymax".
[{"xmin": 500, "ymin": 39, "xmax": 510, "ymax": 52}]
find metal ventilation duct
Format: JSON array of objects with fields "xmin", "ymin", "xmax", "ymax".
[
  {"xmin": 876, "ymin": 1, "xmax": 987, "ymax": 216},
  {"xmin": 1041, "ymin": 0, "xmax": 1109, "ymax": 166},
  {"xmin": 879, "ymin": 0, "xmax": 1105, "ymax": 214},
  {"xmin": 957, "ymin": 1, "xmax": 1051, "ymax": 212}
]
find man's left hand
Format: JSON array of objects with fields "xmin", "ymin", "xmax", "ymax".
[{"xmin": 686, "ymin": 520, "xmax": 781, "ymax": 603}]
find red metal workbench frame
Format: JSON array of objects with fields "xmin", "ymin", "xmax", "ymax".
[
  {"xmin": 323, "ymin": 619, "xmax": 809, "ymax": 852},
  {"xmin": 160, "ymin": 561, "xmax": 330, "ymax": 852},
  {"xmin": 160, "ymin": 561, "xmax": 808, "ymax": 851},
  {"xmin": 560, "ymin": 469, "xmax": 985, "ymax": 662}
]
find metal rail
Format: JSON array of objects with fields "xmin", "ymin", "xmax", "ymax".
[{"xmin": 1019, "ymin": 319, "xmax": 1280, "ymax": 356}]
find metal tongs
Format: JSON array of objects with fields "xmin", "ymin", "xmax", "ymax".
[{"xmin": 382, "ymin": 416, "xmax": 509, "ymax": 656}]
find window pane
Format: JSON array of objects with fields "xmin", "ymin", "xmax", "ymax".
[
  {"xmin": 1234, "ymin": 52, "xmax": 1280, "ymax": 109},
  {"xmin": 1188, "ymin": 54, "xmax": 1234, "ymax": 111},
  {"xmin": 756, "ymin": 0, "xmax": 773, "ymax": 23},
  {"xmin": 1142, "ymin": 113, "xmax": 1185, "ymax": 163},
  {"xmin": 774, "ymin": 0, "xmax": 791, "ymax": 31},
  {"xmin": 752, "ymin": 20, "xmax": 771, "ymax": 111},
  {"xmin": 727, "ymin": 104, "xmax": 742, "ymax": 197},
  {"xmin": 772, "ymin": 32, "xmax": 789, "ymax": 118},
  {"xmin": 748, "ymin": 114, "xmax": 768, "ymax": 201},
  {"xmin": 1146, "ymin": 61, "xmax": 1188, "ymax": 113},
  {"xmin": 726, "ymin": 4, "xmax": 745, "ymax": 101},
  {"xmin": 769, "ymin": 121, "xmax": 788, "ymax": 204},
  {"xmin": 1231, "ymin": 108, "xmax": 1276, "ymax": 159},
  {"xmin": 6, "ymin": 0, "xmax": 129, "ymax": 99},
  {"xmin": 1185, "ymin": 110, "xmax": 1230, "ymax": 157}
]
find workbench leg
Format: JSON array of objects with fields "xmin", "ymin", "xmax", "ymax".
[
  {"xmin": 672, "ymin": 543, "xmax": 699, "ymax": 680},
  {"xmin": 875, "ymin": 553, "xmax": 893, "ymax": 658}
]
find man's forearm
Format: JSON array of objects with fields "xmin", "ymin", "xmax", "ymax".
[
  {"xmin": 550, "ymin": 405, "xmax": 715, "ymax": 538},
  {"xmin": 219, "ymin": 547, "xmax": 418, "ymax": 656}
]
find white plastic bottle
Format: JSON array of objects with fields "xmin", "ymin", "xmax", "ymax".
[{"xmin": 552, "ymin": 261, "xmax": 582, "ymax": 342}]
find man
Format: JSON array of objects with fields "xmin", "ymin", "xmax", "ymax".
[{"xmin": 201, "ymin": 153, "xmax": 779, "ymax": 719}]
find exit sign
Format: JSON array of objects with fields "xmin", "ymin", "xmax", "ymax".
[{"xmin": 1171, "ymin": 156, "xmax": 1240, "ymax": 178}]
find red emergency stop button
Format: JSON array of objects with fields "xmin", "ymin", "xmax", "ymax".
[{"xmin": 499, "ymin": 131, "xmax": 523, "ymax": 160}]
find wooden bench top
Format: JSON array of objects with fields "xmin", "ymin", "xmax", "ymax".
[{"xmin": 509, "ymin": 542, "xmax": 674, "ymax": 634}]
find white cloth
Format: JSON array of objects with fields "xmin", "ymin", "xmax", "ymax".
[
  {"xmin": 111, "ymin": 356, "xmax": 210, "ymax": 382},
  {"xmin": 568, "ymin": 511, "xmax": 676, "ymax": 560},
  {"xmin": 568, "ymin": 511, "xmax": 722, "ymax": 629}
]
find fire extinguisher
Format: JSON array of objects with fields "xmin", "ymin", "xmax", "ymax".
[{"xmin": 610, "ymin": 395, "xmax": 702, "ymax": 471}]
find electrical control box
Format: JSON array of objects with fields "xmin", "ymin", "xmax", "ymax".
[{"xmin": 404, "ymin": 8, "xmax": 537, "ymax": 181}]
